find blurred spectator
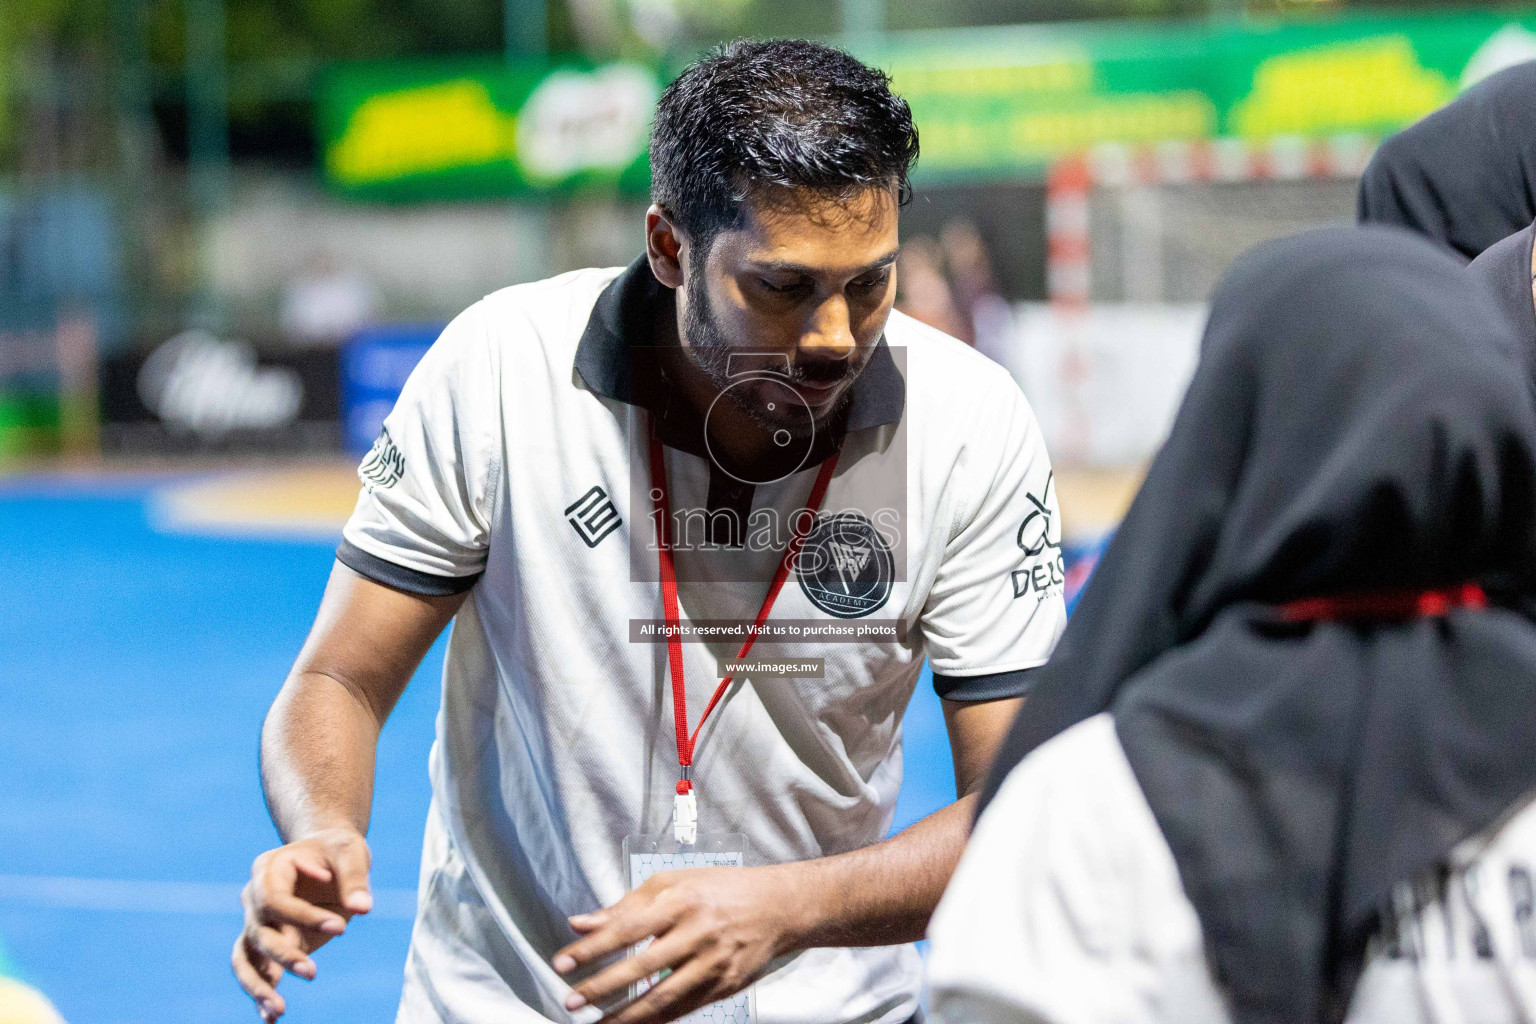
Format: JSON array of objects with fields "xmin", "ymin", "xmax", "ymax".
[
  {"xmin": 279, "ymin": 253, "xmax": 381, "ymax": 347},
  {"xmin": 941, "ymin": 219, "xmax": 1013, "ymax": 363},
  {"xmin": 896, "ymin": 222, "xmax": 1015, "ymax": 360},
  {"xmin": 895, "ymin": 235, "xmax": 967, "ymax": 340}
]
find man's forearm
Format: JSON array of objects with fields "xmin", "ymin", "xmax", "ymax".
[
  {"xmin": 778, "ymin": 793, "xmax": 977, "ymax": 950},
  {"xmin": 260, "ymin": 671, "xmax": 385, "ymax": 842},
  {"xmin": 259, "ymin": 563, "xmax": 462, "ymax": 844}
]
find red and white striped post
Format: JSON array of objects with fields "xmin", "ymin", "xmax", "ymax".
[
  {"xmin": 1045, "ymin": 155, "xmax": 1092, "ymax": 311},
  {"xmin": 1044, "ymin": 156, "xmax": 1093, "ymax": 460}
]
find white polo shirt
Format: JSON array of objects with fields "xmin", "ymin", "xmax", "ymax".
[
  {"xmin": 927, "ymin": 714, "xmax": 1536, "ymax": 1024},
  {"xmin": 337, "ymin": 259, "xmax": 1066, "ymax": 1024}
]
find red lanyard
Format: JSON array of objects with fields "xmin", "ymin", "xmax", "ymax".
[
  {"xmin": 647, "ymin": 423, "xmax": 838, "ymax": 796},
  {"xmin": 1277, "ymin": 582, "xmax": 1487, "ymax": 623}
]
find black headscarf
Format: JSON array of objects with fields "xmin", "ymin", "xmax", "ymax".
[
  {"xmin": 1468, "ymin": 220, "xmax": 1536, "ymax": 379},
  {"xmin": 979, "ymin": 225, "xmax": 1536, "ymax": 1024},
  {"xmin": 1357, "ymin": 61, "xmax": 1536, "ymax": 261}
]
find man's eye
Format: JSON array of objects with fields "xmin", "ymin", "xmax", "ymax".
[
  {"xmin": 760, "ymin": 278, "xmax": 803, "ymax": 294},
  {"xmin": 851, "ymin": 273, "xmax": 890, "ymax": 292}
]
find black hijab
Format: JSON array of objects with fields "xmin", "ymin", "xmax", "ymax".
[
  {"xmin": 1468, "ymin": 220, "xmax": 1536, "ymax": 379},
  {"xmin": 979, "ymin": 226, "xmax": 1536, "ymax": 1023},
  {"xmin": 1357, "ymin": 61, "xmax": 1536, "ymax": 261}
]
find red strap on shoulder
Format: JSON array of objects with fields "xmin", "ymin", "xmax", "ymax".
[{"xmin": 1277, "ymin": 582, "xmax": 1487, "ymax": 624}]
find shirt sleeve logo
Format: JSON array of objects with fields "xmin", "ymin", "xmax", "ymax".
[
  {"xmin": 1012, "ymin": 472, "xmax": 1065, "ymax": 600},
  {"xmin": 358, "ymin": 427, "xmax": 405, "ymax": 492},
  {"xmin": 565, "ymin": 485, "xmax": 623, "ymax": 548},
  {"xmin": 796, "ymin": 511, "xmax": 894, "ymax": 618}
]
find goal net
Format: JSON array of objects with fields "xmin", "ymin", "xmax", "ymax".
[
  {"xmin": 1010, "ymin": 137, "xmax": 1372, "ymax": 470},
  {"xmin": 1050, "ymin": 136, "xmax": 1373, "ymax": 306}
]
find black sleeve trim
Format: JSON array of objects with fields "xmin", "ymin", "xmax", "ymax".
[
  {"xmin": 933, "ymin": 665, "xmax": 1043, "ymax": 702},
  {"xmin": 336, "ymin": 540, "xmax": 482, "ymax": 597}
]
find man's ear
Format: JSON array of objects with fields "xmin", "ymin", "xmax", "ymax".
[{"xmin": 646, "ymin": 205, "xmax": 686, "ymax": 290}]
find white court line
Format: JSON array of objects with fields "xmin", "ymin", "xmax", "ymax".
[{"xmin": 0, "ymin": 875, "xmax": 417, "ymax": 919}]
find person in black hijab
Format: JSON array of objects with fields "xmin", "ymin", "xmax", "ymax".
[
  {"xmin": 1468, "ymin": 220, "xmax": 1536, "ymax": 381},
  {"xmin": 936, "ymin": 225, "xmax": 1536, "ymax": 1024},
  {"xmin": 1358, "ymin": 61, "xmax": 1536, "ymax": 261}
]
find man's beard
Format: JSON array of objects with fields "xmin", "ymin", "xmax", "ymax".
[{"xmin": 682, "ymin": 270, "xmax": 857, "ymax": 441}]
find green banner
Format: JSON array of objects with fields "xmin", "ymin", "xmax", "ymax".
[
  {"xmin": 319, "ymin": 59, "xmax": 661, "ymax": 200},
  {"xmin": 875, "ymin": 12, "xmax": 1536, "ymax": 180},
  {"xmin": 318, "ymin": 11, "xmax": 1536, "ymax": 198}
]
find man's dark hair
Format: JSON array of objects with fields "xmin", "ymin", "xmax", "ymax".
[{"xmin": 650, "ymin": 39, "xmax": 919, "ymax": 255}]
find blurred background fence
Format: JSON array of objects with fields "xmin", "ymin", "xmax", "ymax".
[{"xmin": 7, "ymin": 0, "xmax": 1536, "ymax": 468}]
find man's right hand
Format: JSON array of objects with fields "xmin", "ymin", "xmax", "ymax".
[
  {"xmin": 233, "ymin": 828, "xmax": 374, "ymax": 1022},
  {"xmin": 241, "ymin": 565, "xmax": 461, "ymax": 1019}
]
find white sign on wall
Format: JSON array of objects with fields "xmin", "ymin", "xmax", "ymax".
[{"xmin": 993, "ymin": 302, "xmax": 1207, "ymax": 468}]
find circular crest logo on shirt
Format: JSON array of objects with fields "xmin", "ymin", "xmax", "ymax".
[{"xmin": 796, "ymin": 511, "xmax": 894, "ymax": 618}]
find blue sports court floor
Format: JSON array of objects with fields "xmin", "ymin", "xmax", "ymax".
[{"xmin": 0, "ymin": 467, "xmax": 976, "ymax": 1024}]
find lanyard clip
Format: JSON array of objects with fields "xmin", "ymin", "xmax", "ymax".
[{"xmin": 673, "ymin": 788, "xmax": 698, "ymax": 846}]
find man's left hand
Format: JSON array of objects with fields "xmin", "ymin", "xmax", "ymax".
[{"xmin": 552, "ymin": 864, "xmax": 809, "ymax": 1024}]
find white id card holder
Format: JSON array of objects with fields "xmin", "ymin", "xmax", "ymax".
[{"xmin": 622, "ymin": 831, "xmax": 756, "ymax": 1024}]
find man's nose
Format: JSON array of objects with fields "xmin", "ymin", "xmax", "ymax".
[{"xmin": 801, "ymin": 294, "xmax": 856, "ymax": 361}]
